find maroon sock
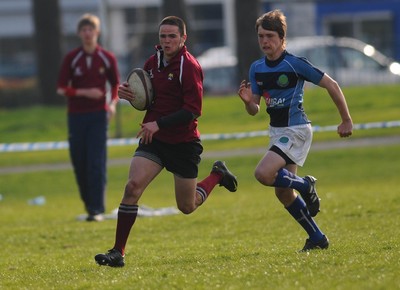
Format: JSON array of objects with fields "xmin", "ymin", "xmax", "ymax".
[
  {"xmin": 113, "ymin": 204, "xmax": 138, "ymax": 256},
  {"xmin": 196, "ymin": 172, "xmax": 221, "ymax": 203}
]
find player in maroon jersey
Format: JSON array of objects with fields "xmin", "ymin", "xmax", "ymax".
[
  {"xmin": 95, "ymin": 16, "xmax": 238, "ymax": 267},
  {"xmin": 57, "ymin": 14, "xmax": 120, "ymax": 222}
]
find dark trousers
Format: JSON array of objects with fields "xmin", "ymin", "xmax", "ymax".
[{"xmin": 68, "ymin": 111, "xmax": 107, "ymax": 215}]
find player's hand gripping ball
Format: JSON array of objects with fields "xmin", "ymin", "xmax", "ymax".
[{"xmin": 126, "ymin": 68, "xmax": 154, "ymax": 111}]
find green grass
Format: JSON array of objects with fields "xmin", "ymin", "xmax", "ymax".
[
  {"xmin": 0, "ymin": 85, "xmax": 400, "ymax": 289},
  {"xmin": 1, "ymin": 84, "xmax": 400, "ymax": 166},
  {"xmin": 1, "ymin": 84, "xmax": 400, "ymax": 143},
  {"xmin": 0, "ymin": 146, "xmax": 399, "ymax": 289}
]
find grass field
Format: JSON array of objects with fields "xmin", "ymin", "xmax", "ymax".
[
  {"xmin": 1, "ymin": 85, "xmax": 400, "ymax": 289},
  {"xmin": 1, "ymin": 84, "xmax": 400, "ymax": 144},
  {"xmin": 1, "ymin": 146, "xmax": 399, "ymax": 290}
]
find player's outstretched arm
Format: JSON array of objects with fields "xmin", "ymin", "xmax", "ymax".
[{"xmin": 318, "ymin": 74, "xmax": 353, "ymax": 138}]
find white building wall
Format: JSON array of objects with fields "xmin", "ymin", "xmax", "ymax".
[
  {"xmin": 0, "ymin": 0, "xmax": 99, "ymax": 37},
  {"xmin": 107, "ymin": 9, "xmax": 128, "ymax": 56},
  {"xmin": 0, "ymin": 0, "xmax": 33, "ymax": 37}
]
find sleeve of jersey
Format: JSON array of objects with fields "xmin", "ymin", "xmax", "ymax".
[
  {"xmin": 57, "ymin": 54, "xmax": 77, "ymax": 97},
  {"xmin": 107, "ymin": 53, "xmax": 120, "ymax": 101},
  {"xmin": 57, "ymin": 54, "xmax": 72, "ymax": 89},
  {"xmin": 295, "ymin": 57, "xmax": 325, "ymax": 85},
  {"xmin": 249, "ymin": 62, "xmax": 260, "ymax": 95},
  {"xmin": 156, "ymin": 109, "xmax": 194, "ymax": 128},
  {"xmin": 180, "ymin": 58, "xmax": 203, "ymax": 117}
]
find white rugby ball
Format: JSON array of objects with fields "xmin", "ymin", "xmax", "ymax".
[{"xmin": 126, "ymin": 68, "xmax": 154, "ymax": 111}]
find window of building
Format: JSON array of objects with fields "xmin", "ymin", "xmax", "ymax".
[
  {"xmin": 0, "ymin": 37, "xmax": 36, "ymax": 78},
  {"xmin": 324, "ymin": 12, "xmax": 394, "ymax": 58},
  {"xmin": 122, "ymin": 3, "xmax": 224, "ymax": 69},
  {"xmin": 191, "ymin": 4, "xmax": 224, "ymax": 55}
]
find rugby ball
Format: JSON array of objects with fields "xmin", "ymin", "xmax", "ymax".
[{"xmin": 126, "ymin": 68, "xmax": 154, "ymax": 111}]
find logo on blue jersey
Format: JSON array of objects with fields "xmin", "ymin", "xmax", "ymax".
[
  {"xmin": 263, "ymin": 91, "xmax": 285, "ymax": 107},
  {"xmin": 277, "ymin": 74, "xmax": 289, "ymax": 87}
]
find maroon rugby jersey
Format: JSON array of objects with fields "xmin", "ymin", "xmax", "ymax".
[
  {"xmin": 143, "ymin": 45, "xmax": 203, "ymax": 144},
  {"xmin": 57, "ymin": 45, "xmax": 119, "ymax": 113}
]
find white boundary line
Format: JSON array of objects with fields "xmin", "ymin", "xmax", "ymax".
[{"xmin": 1, "ymin": 120, "xmax": 400, "ymax": 153}]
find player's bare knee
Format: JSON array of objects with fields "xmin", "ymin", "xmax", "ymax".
[
  {"xmin": 123, "ymin": 180, "xmax": 141, "ymax": 201},
  {"xmin": 254, "ymin": 168, "xmax": 275, "ymax": 186},
  {"xmin": 177, "ymin": 203, "xmax": 195, "ymax": 215}
]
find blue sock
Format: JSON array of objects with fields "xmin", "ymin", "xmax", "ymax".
[
  {"xmin": 286, "ymin": 196, "xmax": 324, "ymax": 242},
  {"xmin": 273, "ymin": 168, "xmax": 309, "ymax": 193}
]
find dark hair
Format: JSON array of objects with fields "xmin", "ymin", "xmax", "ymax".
[
  {"xmin": 255, "ymin": 10, "xmax": 287, "ymax": 39},
  {"xmin": 159, "ymin": 16, "xmax": 187, "ymax": 36}
]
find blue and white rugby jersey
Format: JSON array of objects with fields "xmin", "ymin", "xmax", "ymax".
[{"xmin": 249, "ymin": 50, "xmax": 324, "ymax": 127}]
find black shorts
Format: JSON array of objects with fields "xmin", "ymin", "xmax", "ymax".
[{"xmin": 134, "ymin": 138, "xmax": 203, "ymax": 178}]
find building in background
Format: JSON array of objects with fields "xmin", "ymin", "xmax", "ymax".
[
  {"xmin": 0, "ymin": 0, "xmax": 99, "ymax": 86},
  {"xmin": 0, "ymin": 0, "xmax": 399, "ymax": 91}
]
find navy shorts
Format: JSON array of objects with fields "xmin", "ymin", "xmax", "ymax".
[{"xmin": 134, "ymin": 138, "xmax": 203, "ymax": 178}]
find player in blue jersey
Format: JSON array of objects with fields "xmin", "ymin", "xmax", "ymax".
[{"xmin": 238, "ymin": 10, "xmax": 353, "ymax": 251}]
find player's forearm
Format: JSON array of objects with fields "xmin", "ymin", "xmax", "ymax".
[
  {"xmin": 320, "ymin": 75, "xmax": 352, "ymax": 122},
  {"xmin": 245, "ymin": 102, "xmax": 260, "ymax": 116},
  {"xmin": 336, "ymin": 100, "xmax": 352, "ymax": 123},
  {"xmin": 156, "ymin": 109, "xmax": 196, "ymax": 128},
  {"xmin": 57, "ymin": 86, "xmax": 76, "ymax": 97},
  {"xmin": 57, "ymin": 86, "xmax": 104, "ymax": 99},
  {"xmin": 328, "ymin": 83, "xmax": 352, "ymax": 122}
]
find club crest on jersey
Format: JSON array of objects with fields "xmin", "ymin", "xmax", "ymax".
[
  {"xmin": 277, "ymin": 74, "xmax": 289, "ymax": 87},
  {"xmin": 99, "ymin": 67, "xmax": 105, "ymax": 75},
  {"xmin": 168, "ymin": 73, "xmax": 174, "ymax": 80},
  {"xmin": 74, "ymin": 67, "xmax": 83, "ymax": 76}
]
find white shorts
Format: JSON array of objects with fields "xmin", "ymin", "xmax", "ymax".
[{"xmin": 268, "ymin": 123, "xmax": 313, "ymax": 167}]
